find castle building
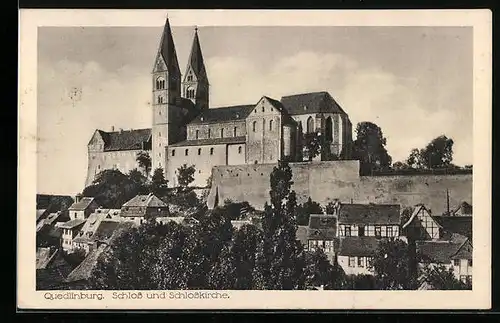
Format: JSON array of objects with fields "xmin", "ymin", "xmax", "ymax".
[{"xmin": 85, "ymin": 18, "xmax": 353, "ymax": 188}]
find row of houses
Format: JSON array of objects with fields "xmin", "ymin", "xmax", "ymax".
[{"xmin": 295, "ymin": 201, "xmax": 473, "ymax": 284}]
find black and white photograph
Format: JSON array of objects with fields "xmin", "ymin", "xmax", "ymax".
[{"xmin": 19, "ymin": 9, "xmax": 491, "ymax": 309}]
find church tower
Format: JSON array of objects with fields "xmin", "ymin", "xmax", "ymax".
[
  {"xmin": 151, "ymin": 18, "xmax": 183, "ymax": 172},
  {"xmin": 182, "ymin": 27, "xmax": 209, "ymax": 111}
]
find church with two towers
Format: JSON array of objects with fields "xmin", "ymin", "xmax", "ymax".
[{"xmin": 85, "ymin": 18, "xmax": 354, "ymax": 188}]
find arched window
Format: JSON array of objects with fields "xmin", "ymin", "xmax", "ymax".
[
  {"xmin": 210, "ymin": 147, "xmax": 214, "ymax": 155},
  {"xmin": 208, "ymin": 128, "xmax": 211, "ymax": 138},
  {"xmin": 238, "ymin": 146, "xmax": 242, "ymax": 154},
  {"xmin": 269, "ymin": 119, "xmax": 273, "ymax": 131},
  {"xmin": 325, "ymin": 117, "xmax": 333, "ymax": 142},
  {"xmin": 307, "ymin": 116, "xmax": 314, "ymax": 133},
  {"xmin": 156, "ymin": 76, "xmax": 165, "ymax": 90},
  {"xmin": 252, "ymin": 121, "xmax": 257, "ymax": 132},
  {"xmin": 220, "ymin": 128, "xmax": 224, "ymax": 138},
  {"xmin": 198, "ymin": 148, "xmax": 202, "ymax": 155},
  {"xmin": 187, "ymin": 74, "xmax": 193, "ymax": 82},
  {"xmin": 171, "ymin": 149, "xmax": 175, "ymax": 156},
  {"xmin": 186, "ymin": 87, "xmax": 195, "ymax": 99},
  {"xmin": 185, "ymin": 149, "xmax": 189, "ymax": 156},
  {"xmin": 262, "ymin": 106, "xmax": 265, "ymax": 112},
  {"xmin": 195, "ymin": 130, "xmax": 199, "ymax": 139},
  {"xmin": 233, "ymin": 127, "xmax": 237, "ymax": 137}
]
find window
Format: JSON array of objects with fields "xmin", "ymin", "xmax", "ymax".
[
  {"xmin": 208, "ymin": 129, "xmax": 211, "ymax": 138},
  {"xmin": 185, "ymin": 149, "xmax": 189, "ymax": 156},
  {"xmin": 387, "ymin": 226, "xmax": 393, "ymax": 237},
  {"xmin": 269, "ymin": 119, "xmax": 273, "ymax": 131},
  {"xmin": 348, "ymin": 257, "xmax": 356, "ymax": 267},
  {"xmin": 187, "ymin": 74, "xmax": 193, "ymax": 81},
  {"xmin": 198, "ymin": 148, "xmax": 202, "ymax": 155},
  {"xmin": 453, "ymin": 259, "xmax": 460, "ymax": 266},
  {"xmin": 306, "ymin": 116, "xmax": 314, "ymax": 133},
  {"xmin": 156, "ymin": 77, "xmax": 165, "ymax": 90},
  {"xmin": 252, "ymin": 121, "xmax": 257, "ymax": 132},
  {"xmin": 468, "ymin": 259, "xmax": 473, "ymax": 266},
  {"xmin": 220, "ymin": 128, "xmax": 224, "ymax": 138},
  {"xmin": 238, "ymin": 146, "xmax": 242, "ymax": 154},
  {"xmin": 233, "ymin": 127, "xmax": 237, "ymax": 137},
  {"xmin": 97, "ymin": 165, "xmax": 100, "ymax": 170},
  {"xmin": 358, "ymin": 257, "xmax": 365, "ymax": 268},
  {"xmin": 345, "ymin": 226, "xmax": 351, "ymax": 237},
  {"xmin": 159, "ymin": 132, "xmax": 161, "ymax": 137},
  {"xmin": 172, "ymin": 149, "xmax": 175, "ymax": 156},
  {"xmin": 196, "ymin": 130, "xmax": 199, "ymax": 139},
  {"xmin": 210, "ymin": 148, "xmax": 214, "ymax": 155},
  {"xmin": 375, "ymin": 226, "xmax": 382, "ymax": 238},
  {"xmin": 359, "ymin": 226, "xmax": 365, "ymax": 237},
  {"xmin": 262, "ymin": 107, "xmax": 265, "ymax": 112}
]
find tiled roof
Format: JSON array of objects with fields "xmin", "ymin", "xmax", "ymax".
[
  {"xmin": 338, "ymin": 236, "xmax": 381, "ymax": 257},
  {"xmin": 36, "ymin": 251, "xmax": 74, "ymax": 290},
  {"xmin": 72, "ymin": 211, "xmax": 112, "ymax": 244},
  {"xmin": 280, "ymin": 91, "xmax": 347, "ymax": 116},
  {"xmin": 69, "ymin": 197, "xmax": 96, "ymax": 211},
  {"xmin": 93, "ymin": 220, "xmax": 121, "ymax": 241},
  {"xmin": 432, "ymin": 215, "xmax": 472, "ymax": 239},
  {"xmin": 154, "ymin": 18, "xmax": 181, "ymax": 75},
  {"xmin": 122, "ymin": 193, "xmax": 168, "ymax": 208},
  {"xmin": 43, "ymin": 212, "xmax": 62, "ymax": 226},
  {"xmin": 307, "ymin": 214, "xmax": 337, "ymax": 240},
  {"xmin": 169, "ymin": 136, "xmax": 247, "ymax": 147},
  {"xmin": 59, "ymin": 218, "xmax": 86, "ymax": 229},
  {"xmin": 97, "ymin": 128, "xmax": 152, "ymax": 152},
  {"xmin": 296, "ymin": 225, "xmax": 309, "ymax": 246},
  {"xmin": 190, "ymin": 105, "xmax": 255, "ymax": 124},
  {"xmin": 416, "ymin": 240, "xmax": 469, "ymax": 264},
  {"xmin": 36, "ymin": 209, "xmax": 48, "ymax": 222},
  {"xmin": 338, "ymin": 203, "xmax": 401, "ymax": 225},
  {"xmin": 66, "ymin": 244, "xmax": 107, "ymax": 283}
]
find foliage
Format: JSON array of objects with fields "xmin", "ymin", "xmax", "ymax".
[
  {"xmin": 420, "ymin": 264, "xmax": 472, "ymax": 290},
  {"xmin": 177, "ymin": 164, "xmax": 196, "ymax": 188},
  {"xmin": 295, "ymin": 197, "xmax": 323, "ymax": 226},
  {"xmin": 253, "ymin": 160, "xmax": 306, "ymax": 290},
  {"xmin": 136, "ymin": 151, "xmax": 152, "ymax": 177},
  {"xmin": 371, "ymin": 238, "xmax": 417, "ymax": 290},
  {"xmin": 303, "ymin": 249, "xmax": 334, "ymax": 289},
  {"xmin": 342, "ymin": 274, "xmax": 379, "ymax": 290},
  {"xmin": 216, "ymin": 200, "xmax": 255, "ymax": 221},
  {"xmin": 151, "ymin": 167, "xmax": 168, "ymax": 196},
  {"xmin": 352, "ymin": 122, "xmax": 392, "ymax": 175},
  {"xmin": 404, "ymin": 135, "xmax": 454, "ymax": 170},
  {"xmin": 324, "ymin": 200, "xmax": 340, "ymax": 215},
  {"xmin": 62, "ymin": 248, "xmax": 87, "ymax": 269},
  {"xmin": 82, "ymin": 169, "xmax": 143, "ymax": 209},
  {"xmin": 303, "ymin": 132, "xmax": 322, "ymax": 161}
]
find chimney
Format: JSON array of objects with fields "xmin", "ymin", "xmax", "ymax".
[
  {"xmin": 111, "ymin": 126, "xmax": 115, "ymax": 132},
  {"xmin": 75, "ymin": 194, "xmax": 82, "ymax": 203},
  {"xmin": 119, "ymin": 128, "xmax": 123, "ymax": 133}
]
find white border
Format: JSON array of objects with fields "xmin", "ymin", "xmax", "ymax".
[{"xmin": 18, "ymin": 9, "xmax": 492, "ymax": 310}]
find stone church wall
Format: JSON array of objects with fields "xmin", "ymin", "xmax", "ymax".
[
  {"xmin": 85, "ymin": 150, "xmax": 142, "ymax": 188},
  {"xmin": 206, "ymin": 160, "xmax": 472, "ymax": 214}
]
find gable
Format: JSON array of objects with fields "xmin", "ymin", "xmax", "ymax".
[
  {"xmin": 451, "ymin": 240, "xmax": 473, "ymax": 260},
  {"xmin": 250, "ymin": 96, "xmax": 285, "ymax": 117},
  {"xmin": 153, "ymin": 53, "xmax": 167, "ymax": 73},
  {"xmin": 88, "ymin": 130, "xmax": 104, "ymax": 147}
]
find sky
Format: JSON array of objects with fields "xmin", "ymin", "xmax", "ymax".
[{"xmin": 37, "ymin": 25, "xmax": 473, "ymax": 195}]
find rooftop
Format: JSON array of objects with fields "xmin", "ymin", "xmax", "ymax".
[
  {"xmin": 280, "ymin": 91, "xmax": 347, "ymax": 116},
  {"xmin": 307, "ymin": 214, "xmax": 337, "ymax": 240},
  {"xmin": 68, "ymin": 197, "xmax": 96, "ymax": 211},
  {"xmin": 59, "ymin": 218, "xmax": 86, "ymax": 229},
  {"xmin": 416, "ymin": 238, "xmax": 471, "ymax": 263},
  {"xmin": 122, "ymin": 193, "xmax": 169, "ymax": 209},
  {"xmin": 96, "ymin": 128, "xmax": 151, "ymax": 152},
  {"xmin": 190, "ymin": 105, "xmax": 255, "ymax": 124},
  {"xmin": 432, "ymin": 215, "xmax": 472, "ymax": 239},
  {"xmin": 338, "ymin": 203, "xmax": 401, "ymax": 225},
  {"xmin": 338, "ymin": 236, "xmax": 381, "ymax": 257}
]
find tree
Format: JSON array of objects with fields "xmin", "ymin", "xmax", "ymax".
[
  {"xmin": 325, "ymin": 200, "xmax": 340, "ymax": 215},
  {"xmin": 370, "ymin": 238, "xmax": 417, "ymax": 290},
  {"xmin": 418, "ymin": 135, "xmax": 454, "ymax": 169},
  {"xmin": 392, "ymin": 161, "xmax": 409, "ymax": 171},
  {"xmin": 177, "ymin": 164, "xmax": 196, "ymax": 188},
  {"xmin": 128, "ymin": 168, "xmax": 149, "ymax": 194},
  {"xmin": 303, "ymin": 249, "xmax": 334, "ymax": 289},
  {"xmin": 295, "ymin": 197, "xmax": 323, "ymax": 226},
  {"xmin": 303, "ymin": 132, "xmax": 322, "ymax": 161},
  {"xmin": 406, "ymin": 148, "xmax": 423, "ymax": 169},
  {"xmin": 253, "ymin": 160, "xmax": 306, "ymax": 290},
  {"xmin": 62, "ymin": 247, "xmax": 87, "ymax": 269},
  {"xmin": 151, "ymin": 167, "xmax": 168, "ymax": 196},
  {"xmin": 343, "ymin": 274, "xmax": 379, "ymax": 290},
  {"xmin": 82, "ymin": 169, "xmax": 142, "ymax": 209},
  {"xmin": 420, "ymin": 264, "xmax": 471, "ymax": 290},
  {"xmin": 136, "ymin": 151, "xmax": 152, "ymax": 177},
  {"xmin": 352, "ymin": 122, "xmax": 392, "ymax": 175}
]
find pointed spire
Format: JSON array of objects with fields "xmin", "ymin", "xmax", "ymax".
[
  {"xmin": 155, "ymin": 17, "xmax": 180, "ymax": 75},
  {"xmin": 185, "ymin": 26, "xmax": 207, "ymax": 81}
]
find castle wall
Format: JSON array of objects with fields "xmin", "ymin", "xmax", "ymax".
[
  {"xmin": 85, "ymin": 149, "xmax": 144, "ymax": 188},
  {"xmin": 207, "ymin": 160, "xmax": 472, "ymax": 214},
  {"xmin": 166, "ymin": 144, "xmax": 229, "ymax": 187},
  {"xmin": 187, "ymin": 120, "xmax": 246, "ymax": 140},
  {"xmin": 227, "ymin": 143, "xmax": 246, "ymax": 165}
]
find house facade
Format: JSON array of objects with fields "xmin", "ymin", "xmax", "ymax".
[
  {"xmin": 68, "ymin": 195, "xmax": 99, "ymax": 220},
  {"xmin": 59, "ymin": 219, "xmax": 86, "ymax": 252},
  {"xmin": 121, "ymin": 193, "xmax": 170, "ymax": 225},
  {"xmin": 72, "ymin": 209, "xmax": 122, "ymax": 254}
]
